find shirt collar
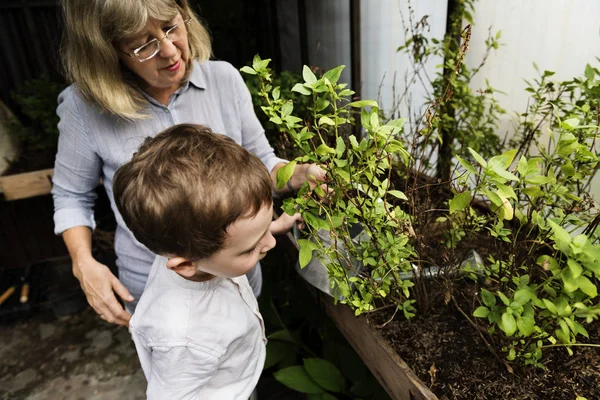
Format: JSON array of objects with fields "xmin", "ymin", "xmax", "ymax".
[{"xmin": 187, "ymin": 61, "xmax": 206, "ymax": 90}]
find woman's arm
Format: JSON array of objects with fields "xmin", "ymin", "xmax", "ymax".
[{"xmin": 53, "ymin": 88, "xmax": 132, "ymax": 325}]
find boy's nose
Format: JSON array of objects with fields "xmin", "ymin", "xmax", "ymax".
[{"xmin": 262, "ymin": 232, "xmax": 276, "ymax": 253}]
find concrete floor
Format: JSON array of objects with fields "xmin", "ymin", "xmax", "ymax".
[{"xmin": 0, "ymin": 306, "xmax": 146, "ymax": 400}]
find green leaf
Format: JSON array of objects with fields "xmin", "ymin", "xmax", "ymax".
[
  {"xmin": 522, "ymin": 186, "xmax": 544, "ymax": 198},
  {"xmin": 449, "ymin": 191, "xmax": 471, "ymax": 214},
  {"xmin": 473, "ymin": 306, "xmax": 490, "ymax": 318},
  {"xmin": 387, "ymin": 190, "xmax": 408, "ymax": 200},
  {"xmin": 548, "ymin": 220, "xmax": 571, "ymax": 253},
  {"xmin": 500, "ymin": 312, "xmax": 517, "ymax": 336},
  {"xmin": 319, "ymin": 116, "xmax": 336, "ymax": 126},
  {"xmin": 240, "ymin": 66, "xmax": 256, "ymax": 75},
  {"xmin": 274, "ymin": 366, "xmax": 323, "ymax": 394},
  {"xmin": 282, "ymin": 101, "xmax": 294, "ymax": 117},
  {"xmin": 292, "ymin": 83, "xmax": 312, "ymax": 95},
  {"xmin": 303, "ymin": 66, "xmax": 317, "ymax": 84},
  {"xmin": 323, "ymin": 65, "xmax": 345, "ymax": 84},
  {"xmin": 456, "ymin": 155, "xmax": 477, "ymax": 175},
  {"xmin": 567, "ymin": 259, "xmax": 583, "ymax": 278},
  {"xmin": 481, "ymin": 288, "xmax": 496, "ymax": 307},
  {"xmin": 468, "ymin": 147, "xmax": 487, "ymax": 167},
  {"xmin": 542, "ymin": 299, "xmax": 558, "ymax": 314},
  {"xmin": 304, "ymin": 212, "xmax": 330, "ymax": 231},
  {"xmin": 316, "ymin": 144, "xmax": 336, "ymax": 155},
  {"xmin": 576, "ymin": 275, "xmax": 598, "ymax": 298},
  {"xmin": 335, "ymin": 137, "xmax": 346, "ymax": 157},
  {"xmin": 517, "ymin": 316, "xmax": 535, "ymax": 336},
  {"xmin": 297, "ymin": 239, "xmax": 317, "ymax": 268},
  {"xmin": 347, "ymin": 100, "xmax": 379, "ymax": 108},
  {"xmin": 585, "ymin": 63, "xmax": 595, "ymax": 81},
  {"xmin": 336, "ymin": 169, "xmax": 350, "ymax": 183},
  {"xmin": 513, "ymin": 289, "xmax": 532, "ymax": 305},
  {"xmin": 265, "ymin": 341, "xmax": 295, "ymax": 369},
  {"xmin": 304, "ymin": 358, "xmax": 345, "ymax": 393},
  {"xmin": 497, "ymin": 291, "xmax": 510, "ymax": 306},
  {"xmin": 315, "ymin": 98, "xmax": 330, "ymax": 112},
  {"xmin": 272, "ymin": 86, "xmax": 280, "ymax": 101},
  {"xmin": 562, "ymin": 118, "xmax": 580, "ymax": 130},
  {"xmin": 488, "ymin": 165, "xmax": 519, "ymax": 181},
  {"xmin": 276, "ymin": 161, "xmax": 297, "ymax": 190}
]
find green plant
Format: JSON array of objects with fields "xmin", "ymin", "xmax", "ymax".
[
  {"xmin": 259, "ymin": 231, "xmax": 389, "ymax": 399},
  {"xmin": 242, "ymin": 56, "xmax": 417, "ymax": 317},
  {"xmin": 6, "ymin": 75, "xmax": 66, "ymax": 154},
  {"xmin": 395, "ymin": 0, "xmax": 505, "ymax": 181},
  {"xmin": 450, "ymin": 66, "xmax": 600, "ymax": 366},
  {"xmin": 244, "ymin": 69, "xmax": 311, "ymax": 160},
  {"xmin": 243, "ymin": 54, "xmax": 600, "ymax": 367}
]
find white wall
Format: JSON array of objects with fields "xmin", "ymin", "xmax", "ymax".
[
  {"xmin": 466, "ymin": 0, "xmax": 600, "ymax": 200},
  {"xmin": 360, "ymin": 0, "xmax": 447, "ymax": 120}
]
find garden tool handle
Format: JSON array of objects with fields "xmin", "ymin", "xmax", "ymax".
[
  {"xmin": 20, "ymin": 283, "xmax": 30, "ymax": 304},
  {"xmin": 0, "ymin": 286, "xmax": 16, "ymax": 306}
]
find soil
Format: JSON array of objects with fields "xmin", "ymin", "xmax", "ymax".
[
  {"xmin": 364, "ymin": 172, "xmax": 600, "ymax": 399},
  {"xmin": 370, "ymin": 299, "xmax": 600, "ymax": 400}
]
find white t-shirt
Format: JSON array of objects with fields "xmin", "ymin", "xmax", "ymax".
[{"xmin": 129, "ymin": 256, "xmax": 267, "ymax": 400}]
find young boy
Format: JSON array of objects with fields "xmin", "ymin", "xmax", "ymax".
[{"xmin": 113, "ymin": 124, "xmax": 300, "ymax": 399}]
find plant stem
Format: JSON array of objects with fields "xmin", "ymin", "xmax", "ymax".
[{"xmin": 451, "ymin": 295, "xmax": 505, "ymax": 367}]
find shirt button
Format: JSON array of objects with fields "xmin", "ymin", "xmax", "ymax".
[{"xmin": 164, "ymin": 109, "xmax": 170, "ymax": 113}]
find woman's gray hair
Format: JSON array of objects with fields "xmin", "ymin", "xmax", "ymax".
[{"xmin": 61, "ymin": 0, "xmax": 212, "ymax": 119}]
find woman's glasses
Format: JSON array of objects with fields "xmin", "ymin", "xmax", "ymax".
[{"xmin": 122, "ymin": 19, "xmax": 191, "ymax": 62}]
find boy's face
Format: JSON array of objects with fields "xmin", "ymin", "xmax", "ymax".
[{"xmin": 193, "ymin": 204, "xmax": 276, "ymax": 279}]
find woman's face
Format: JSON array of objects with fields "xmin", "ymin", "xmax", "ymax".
[{"xmin": 118, "ymin": 13, "xmax": 190, "ymax": 99}]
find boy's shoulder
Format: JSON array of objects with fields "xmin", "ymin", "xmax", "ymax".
[{"xmin": 130, "ymin": 268, "xmax": 259, "ymax": 351}]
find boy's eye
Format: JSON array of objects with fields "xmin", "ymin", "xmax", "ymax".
[{"xmin": 244, "ymin": 245, "xmax": 258, "ymax": 255}]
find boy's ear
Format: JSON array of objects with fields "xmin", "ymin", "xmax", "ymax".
[{"xmin": 166, "ymin": 256, "xmax": 197, "ymax": 278}]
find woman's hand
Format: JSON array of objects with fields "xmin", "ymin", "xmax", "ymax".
[
  {"xmin": 63, "ymin": 226, "xmax": 133, "ymax": 326},
  {"xmin": 290, "ymin": 163, "xmax": 327, "ymax": 191},
  {"xmin": 271, "ymin": 162, "xmax": 327, "ymax": 194},
  {"xmin": 73, "ymin": 257, "xmax": 134, "ymax": 326}
]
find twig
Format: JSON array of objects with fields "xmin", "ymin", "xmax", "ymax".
[
  {"xmin": 451, "ymin": 295, "xmax": 506, "ymax": 368},
  {"xmin": 374, "ymin": 303, "xmax": 400, "ymax": 329}
]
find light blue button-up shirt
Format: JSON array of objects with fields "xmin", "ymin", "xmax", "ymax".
[{"xmin": 52, "ymin": 60, "xmax": 284, "ymax": 303}]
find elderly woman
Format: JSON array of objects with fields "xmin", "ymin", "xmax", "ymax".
[{"xmin": 53, "ymin": 0, "xmax": 320, "ymax": 326}]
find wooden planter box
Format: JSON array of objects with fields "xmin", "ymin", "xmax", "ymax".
[
  {"xmin": 285, "ymin": 232, "xmax": 437, "ymax": 400},
  {"xmin": 0, "ymin": 168, "xmax": 68, "ymax": 271}
]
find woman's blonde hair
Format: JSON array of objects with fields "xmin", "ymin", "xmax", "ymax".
[{"xmin": 61, "ymin": 0, "xmax": 212, "ymax": 119}]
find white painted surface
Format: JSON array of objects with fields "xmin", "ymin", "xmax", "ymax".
[
  {"xmin": 303, "ymin": 0, "xmax": 600, "ymax": 199},
  {"xmin": 467, "ymin": 0, "xmax": 600, "ymax": 200},
  {"xmin": 360, "ymin": 0, "xmax": 447, "ymax": 120}
]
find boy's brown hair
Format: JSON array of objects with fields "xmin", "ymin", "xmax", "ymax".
[{"xmin": 113, "ymin": 124, "xmax": 273, "ymax": 260}]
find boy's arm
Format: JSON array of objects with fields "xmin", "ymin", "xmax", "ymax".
[
  {"xmin": 270, "ymin": 212, "xmax": 303, "ymax": 236},
  {"xmin": 146, "ymin": 345, "xmax": 220, "ymax": 400}
]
